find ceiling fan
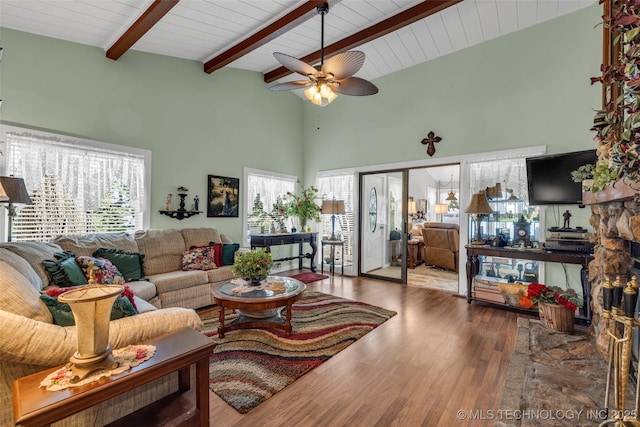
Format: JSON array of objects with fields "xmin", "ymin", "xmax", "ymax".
[{"xmin": 268, "ymin": 2, "xmax": 379, "ymax": 107}]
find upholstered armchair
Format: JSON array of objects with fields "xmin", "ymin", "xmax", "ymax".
[{"xmin": 421, "ymin": 222, "xmax": 460, "ymax": 272}]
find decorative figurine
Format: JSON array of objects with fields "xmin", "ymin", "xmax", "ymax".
[
  {"xmin": 563, "ymin": 210, "xmax": 572, "ymax": 229},
  {"xmin": 165, "ymin": 193, "xmax": 173, "ymax": 211},
  {"xmin": 194, "ymin": 195, "xmax": 199, "ymax": 211}
]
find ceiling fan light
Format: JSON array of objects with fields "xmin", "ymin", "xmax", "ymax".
[
  {"xmin": 304, "ymin": 85, "xmax": 317, "ymax": 101},
  {"xmin": 319, "ymin": 83, "xmax": 331, "ymax": 98}
]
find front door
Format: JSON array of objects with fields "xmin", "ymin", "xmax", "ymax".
[{"xmin": 360, "ymin": 171, "xmax": 407, "ymax": 283}]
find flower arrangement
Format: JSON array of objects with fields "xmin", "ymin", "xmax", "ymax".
[
  {"xmin": 232, "ymin": 249, "xmax": 273, "ymax": 282},
  {"xmin": 282, "ymin": 183, "xmax": 321, "ymax": 225},
  {"xmin": 526, "ymin": 283, "xmax": 579, "ymax": 311}
]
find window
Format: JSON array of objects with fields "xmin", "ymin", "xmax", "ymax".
[
  {"xmin": 1, "ymin": 125, "xmax": 150, "ymax": 241},
  {"xmin": 316, "ymin": 173, "xmax": 355, "ymax": 269},
  {"xmin": 243, "ymin": 168, "xmax": 297, "ymax": 242}
]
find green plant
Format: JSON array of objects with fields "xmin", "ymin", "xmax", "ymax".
[
  {"xmin": 591, "ymin": 162, "xmax": 620, "ymax": 192},
  {"xmin": 570, "ymin": 164, "xmax": 595, "ymax": 183},
  {"xmin": 232, "ymin": 249, "xmax": 273, "ymax": 280},
  {"xmin": 282, "ymin": 183, "xmax": 321, "ymax": 223}
]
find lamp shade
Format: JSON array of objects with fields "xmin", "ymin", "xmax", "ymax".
[
  {"xmin": 408, "ymin": 200, "xmax": 416, "ymax": 215},
  {"xmin": 434, "ymin": 203, "xmax": 449, "ymax": 214},
  {"xmin": 464, "ymin": 192, "xmax": 493, "ymax": 214},
  {"xmin": 0, "ymin": 176, "xmax": 32, "ymax": 204},
  {"xmin": 445, "ymin": 191, "xmax": 457, "ymax": 201},
  {"xmin": 321, "ymin": 199, "xmax": 345, "ymax": 214}
]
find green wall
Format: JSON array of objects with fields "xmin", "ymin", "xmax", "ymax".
[
  {"xmin": 302, "ymin": 4, "xmax": 601, "ymax": 180},
  {"xmin": 0, "ymin": 5, "xmax": 604, "ymax": 287},
  {"xmin": 0, "ymin": 28, "xmax": 304, "ymax": 242}
]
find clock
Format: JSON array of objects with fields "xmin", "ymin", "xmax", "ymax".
[
  {"xmin": 369, "ymin": 187, "xmax": 377, "ymax": 232},
  {"xmin": 513, "ymin": 215, "xmax": 531, "ymax": 246}
]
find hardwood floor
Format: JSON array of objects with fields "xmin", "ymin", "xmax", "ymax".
[{"xmin": 111, "ymin": 273, "xmax": 526, "ymax": 427}]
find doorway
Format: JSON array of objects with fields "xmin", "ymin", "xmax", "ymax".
[
  {"xmin": 359, "ymin": 164, "xmax": 460, "ymax": 290},
  {"xmin": 360, "ymin": 170, "xmax": 407, "ymax": 283}
]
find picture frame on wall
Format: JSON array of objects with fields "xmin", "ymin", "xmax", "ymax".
[{"xmin": 207, "ymin": 175, "xmax": 239, "ymax": 217}]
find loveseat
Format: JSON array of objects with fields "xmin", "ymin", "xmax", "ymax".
[
  {"xmin": 421, "ymin": 222, "xmax": 460, "ymax": 272},
  {"xmin": 0, "ymin": 227, "xmax": 237, "ymax": 426}
]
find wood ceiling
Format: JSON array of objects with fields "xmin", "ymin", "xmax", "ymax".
[{"xmin": 0, "ymin": 0, "xmax": 596, "ymax": 86}]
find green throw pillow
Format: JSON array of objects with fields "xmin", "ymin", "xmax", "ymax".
[
  {"xmin": 222, "ymin": 243, "xmax": 240, "ymax": 265},
  {"xmin": 93, "ymin": 248, "xmax": 145, "ymax": 282},
  {"xmin": 40, "ymin": 294, "xmax": 138, "ymax": 326},
  {"xmin": 42, "ymin": 251, "xmax": 88, "ymax": 287}
]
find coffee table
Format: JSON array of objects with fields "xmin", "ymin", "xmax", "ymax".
[{"xmin": 213, "ymin": 276, "xmax": 306, "ymax": 338}]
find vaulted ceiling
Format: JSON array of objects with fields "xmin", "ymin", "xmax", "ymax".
[{"xmin": 0, "ymin": 0, "xmax": 595, "ymax": 86}]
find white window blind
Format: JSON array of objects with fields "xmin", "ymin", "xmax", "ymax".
[
  {"xmin": 3, "ymin": 126, "xmax": 149, "ymax": 241},
  {"xmin": 316, "ymin": 173, "xmax": 355, "ymax": 267},
  {"xmin": 244, "ymin": 169, "xmax": 296, "ymax": 241}
]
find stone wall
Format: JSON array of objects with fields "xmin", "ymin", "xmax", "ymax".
[{"xmin": 588, "ymin": 199, "xmax": 640, "ymax": 353}]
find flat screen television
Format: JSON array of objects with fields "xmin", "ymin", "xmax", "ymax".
[{"xmin": 526, "ymin": 149, "xmax": 597, "ymax": 205}]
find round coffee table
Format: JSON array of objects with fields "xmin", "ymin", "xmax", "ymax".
[{"xmin": 212, "ymin": 276, "xmax": 306, "ymax": 338}]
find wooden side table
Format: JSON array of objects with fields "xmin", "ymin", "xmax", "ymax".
[
  {"xmin": 407, "ymin": 239, "xmax": 424, "ymax": 269},
  {"xmin": 321, "ymin": 239, "xmax": 344, "ymax": 276},
  {"xmin": 12, "ymin": 327, "xmax": 215, "ymax": 427}
]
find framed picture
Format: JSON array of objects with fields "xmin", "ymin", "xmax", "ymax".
[{"xmin": 207, "ymin": 175, "xmax": 239, "ymax": 217}]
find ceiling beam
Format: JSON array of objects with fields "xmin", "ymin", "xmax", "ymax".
[
  {"xmin": 264, "ymin": 0, "xmax": 462, "ymax": 83},
  {"xmin": 204, "ymin": 1, "xmax": 339, "ymax": 74},
  {"xmin": 106, "ymin": 0, "xmax": 180, "ymax": 60}
]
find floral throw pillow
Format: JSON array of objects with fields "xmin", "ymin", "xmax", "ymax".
[
  {"xmin": 75, "ymin": 256, "xmax": 126, "ymax": 285},
  {"xmin": 182, "ymin": 247, "xmax": 217, "ymax": 271},
  {"xmin": 44, "ymin": 284, "xmax": 138, "ymax": 311}
]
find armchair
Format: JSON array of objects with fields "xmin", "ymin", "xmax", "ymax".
[{"xmin": 421, "ymin": 222, "xmax": 460, "ymax": 272}]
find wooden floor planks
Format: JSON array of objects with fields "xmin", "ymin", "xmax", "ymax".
[{"xmin": 109, "ymin": 274, "xmax": 525, "ymax": 427}]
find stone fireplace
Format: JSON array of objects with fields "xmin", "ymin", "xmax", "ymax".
[{"xmin": 587, "ymin": 195, "xmax": 640, "ymax": 353}]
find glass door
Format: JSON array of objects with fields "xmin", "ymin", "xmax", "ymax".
[{"xmin": 359, "ymin": 170, "xmax": 408, "ymax": 283}]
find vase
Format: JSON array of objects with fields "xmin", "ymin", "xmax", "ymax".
[
  {"xmin": 299, "ymin": 218, "xmax": 307, "ymax": 231},
  {"xmin": 538, "ymin": 302, "xmax": 575, "ymax": 334},
  {"xmin": 247, "ymin": 274, "xmax": 267, "ymax": 286}
]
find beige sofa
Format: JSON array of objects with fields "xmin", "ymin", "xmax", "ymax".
[
  {"xmin": 52, "ymin": 227, "xmax": 237, "ymax": 309},
  {"xmin": 0, "ymin": 227, "xmax": 237, "ymax": 426}
]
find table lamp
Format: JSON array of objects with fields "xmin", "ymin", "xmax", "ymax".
[
  {"xmin": 434, "ymin": 203, "xmax": 448, "ymax": 222},
  {"xmin": 321, "ymin": 199, "xmax": 345, "ymax": 240},
  {"xmin": 408, "ymin": 197, "xmax": 416, "ymax": 218},
  {"xmin": 0, "ymin": 176, "xmax": 33, "ymax": 242},
  {"xmin": 465, "ymin": 192, "xmax": 493, "ymax": 245}
]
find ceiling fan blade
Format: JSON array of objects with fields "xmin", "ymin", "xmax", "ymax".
[
  {"xmin": 334, "ymin": 77, "xmax": 379, "ymax": 96},
  {"xmin": 322, "ymin": 51, "xmax": 365, "ymax": 80},
  {"xmin": 273, "ymin": 52, "xmax": 318, "ymax": 77},
  {"xmin": 268, "ymin": 81, "xmax": 313, "ymax": 91}
]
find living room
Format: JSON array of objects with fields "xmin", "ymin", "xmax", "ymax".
[{"xmin": 0, "ymin": 1, "xmax": 608, "ymax": 426}]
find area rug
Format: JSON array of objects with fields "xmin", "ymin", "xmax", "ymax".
[
  {"xmin": 407, "ymin": 264, "xmax": 458, "ymax": 292},
  {"xmin": 287, "ymin": 272, "xmax": 329, "ymax": 284},
  {"xmin": 200, "ymin": 291, "xmax": 396, "ymax": 414}
]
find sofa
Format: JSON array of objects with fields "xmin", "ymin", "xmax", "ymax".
[
  {"xmin": 0, "ymin": 227, "xmax": 237, "ymax": 426},
  {"xmin": 421, "ymin": 222, "xmax": 460, "ymax": 272}
]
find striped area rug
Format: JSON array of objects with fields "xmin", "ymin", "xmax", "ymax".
[{"xmin": 200, "ymin": 291, "xmax": 396, "ymax": 414}]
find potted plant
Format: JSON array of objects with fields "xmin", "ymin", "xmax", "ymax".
[
  {"xmin": 527, "ymin": 283, "xmax": 581, "ymax": 334},
  {"xmin": 282, "ymin": 183, "xmax": 321, "ymax": 231},
  {"xmin": 232, "ymin": 249, "xmax": 273, "ymax": 286}
]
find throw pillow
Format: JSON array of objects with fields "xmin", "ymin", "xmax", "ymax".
[
  {"xmin": 208, "ymin": 242, "xmax": 223, "ymax": 267},
  {"xmin": 75, "ymin": 256, "xmax": 126, "ymax": 285},
  {"xmin": 42, "ymin": 251, "xmax": 88, "ymax": 288},
  {"xmin": 45, "ymin": 284, "xmax": 138, "ymax": 312},
  {"xmin": 40, "ymin": 293, "xmax": 138, "ymax": 327},
  {"xmin": 93, "ymin": 248, "xmax": 145, "ymax": 282},
  {"xmin": 181, "ymin": 247, "xmax": 216, "ymax": 271},
  {"xmin": 222, "ymin": 243, "xmax": 240, "ymax": 265}
]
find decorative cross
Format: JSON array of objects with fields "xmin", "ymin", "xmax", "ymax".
[{"xmin": 421, "ymin": 131, "xmax": 442, "ymax": 157}]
